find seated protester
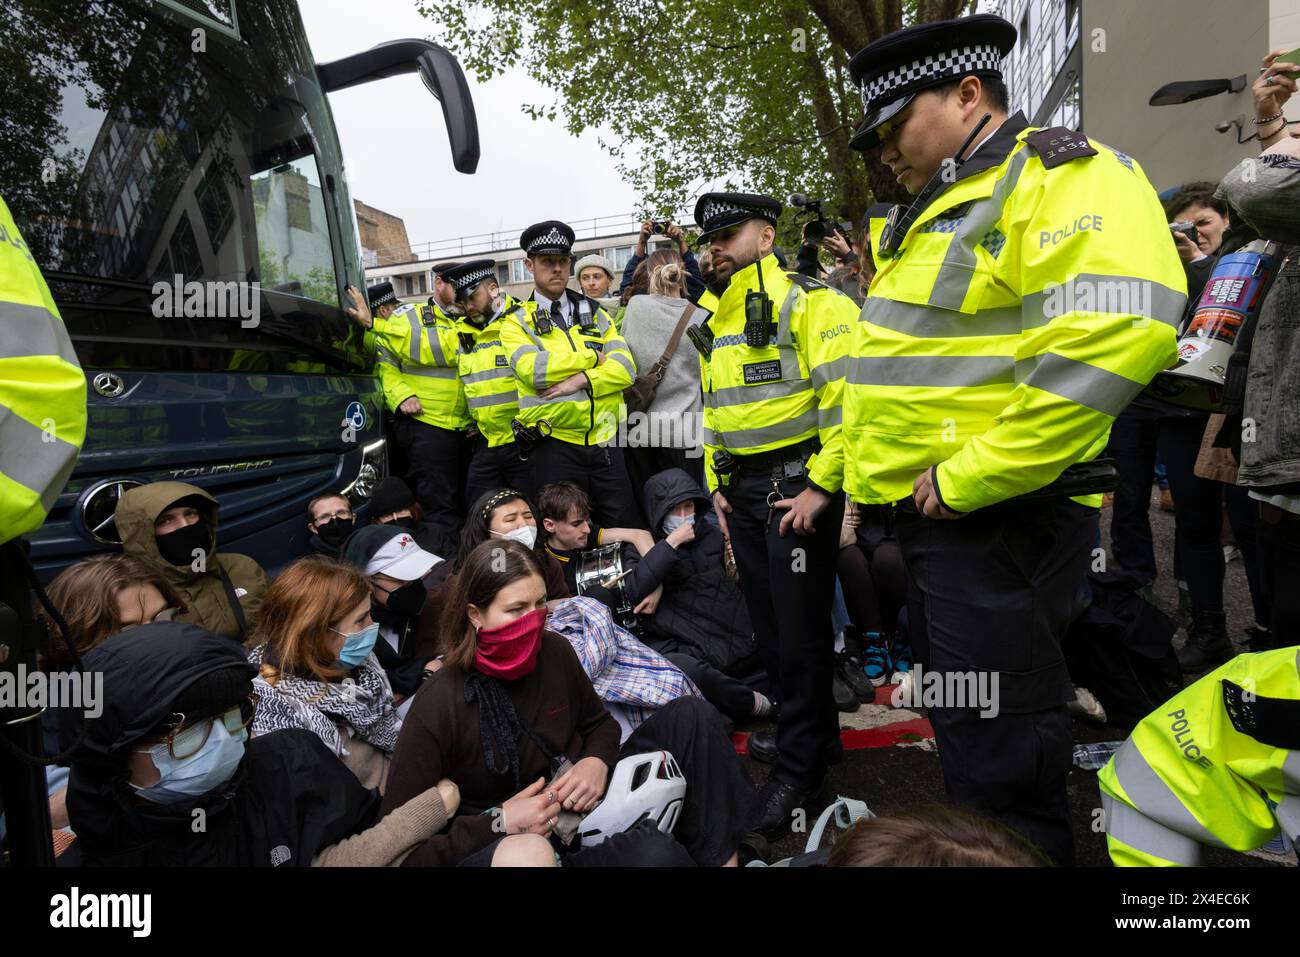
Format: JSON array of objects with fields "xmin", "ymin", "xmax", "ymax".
[
  {"xmin": 367, "ymin": 476, "xmax": 448, "ymax": 559},
  {"xmin": 380, "ymin": 539, "xmax": 758, "ymax": 866},
  {"xmin": 536, "ymin": 481, "xmax": 666, "ymax": 620},
  {"xmin": 115, "ymin": 481, "xmax": 268, "ymax": 643},
  {"xmin": 637, "ymin": 469, "xmax": 773, "ymax": 721},
  {"xmin": 36, "ymin": 554, "xmax": 187, "ymax": 841},
  {"xmin": 439, "ymin": 488, "xmax": 700, "ymax": 740},
  {"xmin": 827, "ymin": 804, "xmax": 1048, "ymax": 867},
  {"xmin": 835, "ymin": 501, "xmax": 908, "ymax": 694},
  {"xmin": 59, "ymin": 622, "xmax": 462, "ymax": 866},
  {"xmin": 435, "ymin": 489, "xmax": 569, "ymax": 614},
  {"xmin": 247, "ymin": 557, "xmax": 402, "ymax": 792},
  {"xmin": 340, "ymin": 525, "xmax": 449, "ymax": 716},
  {"xmin": 305, "ymin": 493, "xmax": 356, "ymax": 558}
]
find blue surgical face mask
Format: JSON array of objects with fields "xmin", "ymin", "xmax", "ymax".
[
  {"xmin": 663, "ymin": 513, "xmax": 696, "ymax": 535},
  {"xmin": 333, "ymin": 622, "xmax": 380, "ymax": 669},
  {"xmin": 131, "ymin": 718, "xmax": 247, "ymax": 804}
]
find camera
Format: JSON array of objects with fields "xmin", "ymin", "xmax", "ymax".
[
  {"xmin": 790, "ymin": 193, "xmax": 842, "ymax": 244},
  {"xmin": 1170, "ymin": 221, "xmax": 1199, "ymax": 245},
  {"xmin": 651, "ymin": 220, "xmax": 671, "ymax": 235}
]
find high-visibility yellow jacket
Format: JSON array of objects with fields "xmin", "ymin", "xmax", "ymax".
[
  {"xmin": 844, "ymin": 116, "xmax": 1185, "ymax": 511},
  {"xmin": 1098, "ymin": 646, "xmax": 1300, "ymax": 867},
  {"xmin": 699, "ymin": 254, "xmax": 854, "ymax": 495},
  {"xmin": 498, "ymin": 291, "xmax": 635, "ymax": 446},
  {"xmin": 0, "ymin": 195, "xmax": 86, "ymax": 544},
  {"xmin": 455, "ymin": 296, "xmax": 523, "ymax": 448},
  {"xmin": 373, "ymin": 301, "xmax": 471, "ymax": 430}
]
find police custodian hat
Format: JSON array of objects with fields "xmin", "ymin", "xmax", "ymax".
[
  {"xmin": 442, "ymin": 259, "xmax": 497, "ymax": 298},
  {"xmin": 693, "ymin": 192, "xmax": 783, "ymax": 244},
  {"xmin": 848, "ymin": 13, "xmax": 1017, "ymax": 151},
  {"xmin": 520, "ymin": 220, "xmax": 576, "ymax": 257},
  {"xmin": 366, "ymin": 280, "xmax": 399, "ymax": 310}
]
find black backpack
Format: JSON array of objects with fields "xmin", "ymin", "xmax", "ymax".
[{"xmin": 1062, "ymin": 570, "xmax": 1183, "ymax": 730}]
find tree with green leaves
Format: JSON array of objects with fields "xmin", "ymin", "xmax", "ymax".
[{"xmin": 416, "ymin": 0, "xmax": 974, "ymax": 246}]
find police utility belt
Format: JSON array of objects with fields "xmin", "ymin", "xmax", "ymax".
[{"xmin": 713, "ymin": 438, "xmax": 820, "ymax": 487}]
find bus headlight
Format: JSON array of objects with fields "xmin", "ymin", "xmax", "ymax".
[{"xmin": 343, "ymin": 438, "xmax": 387, "ymax": 502}]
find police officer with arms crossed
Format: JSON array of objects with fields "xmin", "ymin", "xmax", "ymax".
[
  {"xmin": 441, "ymin": 259, "xmax": 536, "ymax": 505},
  {"xmin": 841, "ymin": 14, "xmax": 1185, "ymax": 865},
  {"xmin": 499, "ymin": 221, "xmax": 641, "ymax": 528},
  {"xmin": 348, "ymin": 270, "xmax": 471, "ymax": 557},
  {"xmin": 692, "ymin": 192, "xmax": 857, "ymax": 836}
]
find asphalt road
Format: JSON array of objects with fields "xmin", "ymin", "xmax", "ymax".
[{"xmin": 736, "ymin": 492, "xmax": 1287, "ymax": 867}]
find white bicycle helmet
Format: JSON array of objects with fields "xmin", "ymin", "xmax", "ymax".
[{"xmin": 577, "ymin": 750, "xmax": 686, "ymax": 848}]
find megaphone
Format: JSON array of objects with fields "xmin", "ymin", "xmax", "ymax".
[{"xmin": 1146, "ymin": 239, "xmax": 1280, "ymax": 411}]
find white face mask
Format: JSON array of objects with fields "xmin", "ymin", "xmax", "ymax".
[
  {"xmin": 663, "ymin": 513, "xmax": 695, "ymax": 535},
  {"xmin": 496, "ymin": 525, "xmax": 538, "ymax": 549}
]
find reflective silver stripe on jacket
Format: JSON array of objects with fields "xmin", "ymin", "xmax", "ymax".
[
  {"xmin": 468, "ymin": 392, "xmax": 518, "ymax": 409},
  {"xmin": 927, "ymin": 149, "xmax": 1029, "ymax": 312},
  {"xmin": 0, "ymin": 301, "xmax": 80, "ymax": 365},
  {"xmin": 703, "ymin": 407, "xmax": 819, "ymax": 448},
  {"xmin": 462, "ymin": 367, "xmax": 515, "ymax": 385}
]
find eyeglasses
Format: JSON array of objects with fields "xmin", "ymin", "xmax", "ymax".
[
  {"xmin": 138, "ymin": 694, "xmax": 258, "ymax": 760},
  {"xmin": 314, "ymin": 508, "xmax": 353, "ymax": 523}
]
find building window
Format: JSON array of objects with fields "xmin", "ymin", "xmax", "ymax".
[
  {"xmin": 416, "ymin": 271, "xmax": 428, "ymax": 295},
  {"xmin": 510, "ymin": 259, "xmax": 530, "ymax": 284}
]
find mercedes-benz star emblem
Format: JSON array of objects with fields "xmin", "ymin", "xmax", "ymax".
[
  {"xmin": 80, "ymin": 478, "xmax": 144, "ymax": 544},
  {"xmin": 92, "ymin": 372, "xmax": 126, "ymax": 397}
]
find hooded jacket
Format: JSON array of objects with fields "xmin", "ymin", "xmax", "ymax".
[
  {"xmin": 115, "ymin": 481, "xmax": 269, "ymax": 642},
  {"xmin": 639, "ymin": 469, "xmax": 758, "ymax": 675},
  {"xmin": 60, "ymin": 622, "xmax": 380, "ymax": 867}
]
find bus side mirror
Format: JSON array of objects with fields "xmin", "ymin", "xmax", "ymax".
[{"xmin": 316, "ymin": 38, "xmax": 480, "ymax": 174}]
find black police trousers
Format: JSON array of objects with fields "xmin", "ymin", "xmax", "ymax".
[
  {"xmin": 466, "ymin": 437, "xmax": 537, "ymax": 512},
  {"xmin": 725, "ymin": 466, "xmax": 844, "ymax": 791},
  {"xmin": 893, "ymin": 497, "xmax": 1097, "ymax": 866},
  {"xmin": 528, "ymin": 439, "xmax": 640, "ymax": 528},
  {"xmin": 396, "ymin": 416, "xmax": 469, "ymax": 557}
]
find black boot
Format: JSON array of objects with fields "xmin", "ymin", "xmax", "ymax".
[
  {"xmin": 832, "ymin": 671, "xmax": 861, "ymax": 713},
  {"xmin": 746, "ymin": 728, "xmax": 842, "ymax": 766},
  {"xmin": 838, "ymin": 627, "xmax": 876, "ymax": 701},
  {"xmin": 1177, "ymin": 610, "xmax": 1233, "ymax": 674},
  {"xmin": 750, "ymin": 780, "xmax": 814, "ymax": 838}
]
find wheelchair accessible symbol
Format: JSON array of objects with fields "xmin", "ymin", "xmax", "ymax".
[{"xmin": 345, "ymin": 401, "xmax": 366, "ymax": 431}]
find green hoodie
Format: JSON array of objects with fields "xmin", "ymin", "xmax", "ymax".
[{"xmin": 114, "ymin": 481, "xmax": 269, "ymax": 642}]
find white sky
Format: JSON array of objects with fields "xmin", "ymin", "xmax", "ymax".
[{"xmin": 298, "ymin": 0, "xmax": 644, "ymax": 250}]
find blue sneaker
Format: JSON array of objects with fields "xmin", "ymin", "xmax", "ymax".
[
  {"xmin": 890, "ymin": 635, "xmax": 913, "ymax": 686},
  {"xmin": 862, "ymin": 631, "xmax": 891, "ymax": 687}
]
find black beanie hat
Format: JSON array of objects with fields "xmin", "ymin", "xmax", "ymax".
[
  {"xmin": 369, "ymin": 477, "xmax": 416, "ymax": 518},
  {"xmin": 161, "ymin": 664, "xmax": 254, "ymax": 731}
]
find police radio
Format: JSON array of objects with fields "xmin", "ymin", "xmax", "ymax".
[
  {"xmin": 744, "ymin": 255, "xmax": 775, "ymax": 347},
  {"xmin": 878, "ymin": 112, "xmax": 993, "ymax": 259}
]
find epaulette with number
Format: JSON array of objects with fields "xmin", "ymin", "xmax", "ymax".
[
  {"xmin": 786, "ymin": 271, "xmax": 846, "ymax": 296},
  {"xmin": 1024, "ymin": 127, "xmax": 1098, "ymax": 169}
]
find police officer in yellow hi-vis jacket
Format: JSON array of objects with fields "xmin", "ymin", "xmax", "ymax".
[
  {"xmin": 499, "ymin": 220, "xmax": 641, "ymax": 527},
  {"xmin": 842, "ymin": 14, "xmax": 1185, "ymax": 865},
  {"xmin": 0, "ymin": 194, "xmax": 87, "ymax": 864},
  {"xmin": 362, "ymin": 272, "xmax": 471, "ymax": 557},
  {"xmin": 441, "ymin": 259, "xmax": 534, "ymax": 505},
  {"xmin": 692, "ymin": 192, "xmax": 857, "ymax": 836},
  {"xmin": 1098, "ymin": 646, "xmax": 1299, "ymax": 867}
]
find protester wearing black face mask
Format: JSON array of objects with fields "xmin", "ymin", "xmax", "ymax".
[
  {"xmin": 115, "ymin": 482, "xmax": 269, "ymax": 643},
  {"xmin": 306, "ymin": 493, "xmax": 356, "ymax": 557},
  {"xmin": 341, "ymin": 525, "xmax": 453, "ymax": 716},
  {"xmin": 368, "ymin": 476, "xmax": 447, "ymax": 557}
]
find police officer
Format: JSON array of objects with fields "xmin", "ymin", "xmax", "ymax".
[
  {"xmin": 359, "ymin": 274, "xmax": 472, "ymax": 557},
  {"xmin": 1097, "ymin": 645, "xmax": 1299, "ymax": 867},
  {"xmin": 692, "ymin": 192, "xmax": 856, "ymax": 835},
  {"xmin": 0, "ymin": 193, "xmax": 88, "ymax": 865},
  {"xmin": 442, "ymin": 259, "xmax": 535, "ymax": 505},
  {"xmin": 841, "ymin": 14, "xmax": 1186, "ymax": 865},
  {"xmin": 498, "ymin": 221, "xmax": 641, "ymax": 528}
]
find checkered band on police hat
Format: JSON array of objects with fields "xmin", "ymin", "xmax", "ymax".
[
  {"xmin": 453, "ymin": 265, "xmax": 494, "ymax": 292},
  {"xmin": 527, "ymin": 227, "xmax": 570, "ymax": 253},
  {"xmin": 860, "ymin": 43, "xmax": 1005, "ymax": 109}
]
